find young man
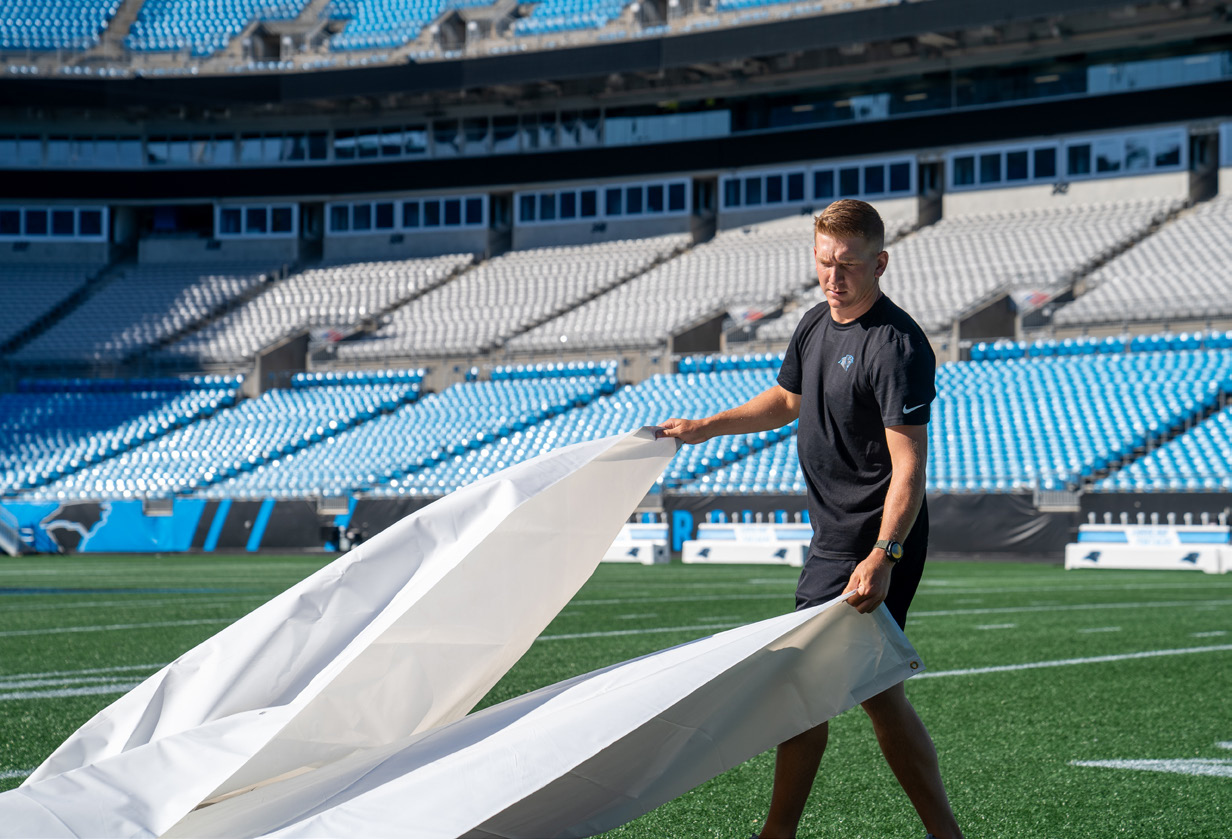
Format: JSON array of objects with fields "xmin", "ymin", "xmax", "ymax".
[{"xmin": 657, "ymin": 199, "xmax": 962, "ymax": 839}]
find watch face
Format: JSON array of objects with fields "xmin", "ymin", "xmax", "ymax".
[{"xmin": 890, "ymin": 542, "xmax": 903, "ymax": 560}]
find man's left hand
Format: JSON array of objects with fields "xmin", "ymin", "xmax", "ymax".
[{"xmin": 842, "ymin": 550, "xmax": 895, "ymax": 614}]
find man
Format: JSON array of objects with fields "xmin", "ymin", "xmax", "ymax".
[{"xmin": 657, "ymin": 199, "xmax": 962, "ymax": 839}]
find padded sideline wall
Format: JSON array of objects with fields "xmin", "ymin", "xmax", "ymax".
[{"xmin": 11, "ymin": 491, "xmax": 1228, "ymax": 556}]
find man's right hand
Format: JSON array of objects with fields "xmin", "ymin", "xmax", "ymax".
[{"xmin": 655, "ymin": 418, "xmax": 712, "ymax": 445}]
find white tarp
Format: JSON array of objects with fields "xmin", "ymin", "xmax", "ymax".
[
  {"xmin": 165, "ymin": 594, "xmax": 922, "ymax": 839},
  {"xmin": 2, "ymin": 428, "xmax": 679, "ymax": 838}
]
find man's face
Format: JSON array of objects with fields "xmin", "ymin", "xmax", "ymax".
[{"xmin": 813, "ymin": 231, "xmax": 888, "ymax": 321}]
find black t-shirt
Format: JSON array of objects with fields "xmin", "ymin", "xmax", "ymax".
[{"xmin": 777, "ymin": 293, "xmax": 936, "ymax": 560}]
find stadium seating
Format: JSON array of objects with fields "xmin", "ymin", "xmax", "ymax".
[
  {"xmin": 0, "ymin": 263, "xmax": 99, "ymax": 349},
  {"xmin": 9, "ymin": 263, "xmax": 274, "ymax": 364},
  {"xmin": 0, "ymin": 0, "xmax": 119, "ymax": 50},
  {"xmin": 0, "ymin": 376, "xmax": 241, "ymax": 497},
  {"xmin": 971, "ymin": 330, "xmax": 1232, "ymax": 361},
  {"xmin": 756, "ymin": 197, "xmax": 1183, "ymax": 340},
  {"xmin": 1095, "ymin": 405, "xmax": 1232, "ymax": 492},
  {"xmin": 1053, "ymin": 195, "xmax": 1232, "ymax": 327},
  {"xmin": 125, "ymin": 0, "xmax": 309, "ymax": 56},
  {"xmin": 930, "ymin": 349, "xmax": 1232, "ymax": 492},
  {"xmin": 23, "ymin": 373, "xmax": 419, "ymax": 500},
  {"xmin": 507, "ymin": 217, "xmax": 830, "ymax": 352},
  {"xmin": 326, "ymin": 0, "xmax": 491, "ymax": 50},
  {"xmin": 205, "ymin": 365, "xmax": 617, "ymax": 498},
  {"xmin": 673, "ymin": 432, "xmax": 801, "ymax": 495},
  {"xmin": 7, "ymin": 339, "xmax": 1232, "ymax": 502},
  {"xmin": 157, "ymin": 254, "xmax": 473, "ymax": 364},
  {"xmin": 335, "ymin": 236, "xmax": 686, "ymax": 360},
  {"xmin": 512, "ymin": 0, "xmax": 629, "ymax": 36},
  {"xmin": 372, "ymin": 358, "xmax": 797, "ymax": 496}
]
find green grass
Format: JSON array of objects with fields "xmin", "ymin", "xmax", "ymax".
[{"xmin": 2, "ymin": 555, "xmax": 1230, "ymax": 837}]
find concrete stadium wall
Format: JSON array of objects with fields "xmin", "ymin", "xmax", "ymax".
[
  {"xmin": 323, "ymin": 230, "xmax": 486, "ymax": 261},
  {"xmin": 138, "ymin": 235, "xmax": 297, "ymax": 264},
  {"xmin": 3, "ymin": 241, "xmax": 109, "ymax": 263},
  {"xmin": 512, "ymin": 217, "xmax": 691, "ymax": 250},
  {"xmin": 942, "ymin": 171, "xmax": 1190, "ymax": 217},
  {"xmin": 1220, "ymin": 167, "xmax": 1232, "ymax": 197},
  {"xmin": 717, "ymin": 196, "xmax": 917, "ymax": 232}
]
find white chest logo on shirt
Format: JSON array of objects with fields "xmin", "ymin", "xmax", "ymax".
[{"xmin": 838, "ymin": 354, "xmax": 854, "ymax": 372}]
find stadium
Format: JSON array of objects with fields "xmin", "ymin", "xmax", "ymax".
[{"xmin": 2, "ymin": 0, "xmax": 1231, "ymax": 835}]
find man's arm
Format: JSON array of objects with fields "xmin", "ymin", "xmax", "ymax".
[
  {"xmin": 843, "ymin": 423, "xmax": 927, "ymax": 614},
  {"xmin": 657, "ymin": 385, "xmax": 801, "ymax": 445}
]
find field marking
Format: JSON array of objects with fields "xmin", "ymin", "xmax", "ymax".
[
  {"xmin": 0, "ymin": 769, "xmax": 31, "ymax": 780},
  {"xmin": 912, "ymin": 598, "xmax": 1232, "ymax": 619},
  {"xmin": 2, "ymin": 595, "xmax": 268, "ymax": 614},
  {"xmin": 975, "ymin": 624, "xmax": 1016, "ymax": 630},
  {"xmin": 1070, "ymin": 758, "xmax": 1232, "ymax": 779},
  {"xmin": 1218, "ymin": 742, "xmax": 1232, "ymax": 750},
  {"xmin": 570, "ymin": 593, "xmax": 1232, "ymax": 611},
  {"xmin": 1077, "ymin": 627, "xmax": 1122, "ymax": 634},
  {"xmin": 0, "ymin": 618, "xmax": 230, "ymax": 638},
  {"xmin": 571, "ymin": 593, "xmax": 787, "ymax": 607},
  {"xmin": 0, "ymin": 664, "xmax": 164, "ymax": 702},
  {"xmin": 1, "ymin": 663, "xmax": 165, "ymax": 682},
  {"xmin": 1193, "ymin": 630, "xmax": 1228, "ymax": 638},
  {"xmin": 917, "ymin": 644, "xmax": 1232, "ymax": 680},
  {"xmin": 1, "ymin": 674, "xmax": 149, "ymax": 690},
  {"xmin": 0, "ymin": 682, "xmax": 143, "ymax": 702},
  {"xmin": 616, "ymin": 613, "xmax": 658, "ymax": 620},
  {"xmin": 540, "ymin": 623, "xmax": 740, "ymax": 641}
]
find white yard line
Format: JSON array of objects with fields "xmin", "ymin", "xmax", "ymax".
[
  {"xmin": 1070, "ymin": 758, "xmax": 1232, "ymax": 779},
  {"xmin": 0, "ymin": 618, "xmax": 230, "ymax": 638},
  {"xmin": 539, "ymin": 623, "xmax": 740, "ymax": 641},
  {"xmin": 911, "ymin": 599, "xmax": 1232, "ymax": 618},
  {"xmin": 571, "ymin": 593, "xmax": 787, "ymax": 607},
  {"xmin": 0, "ymin": 663, "xmax": 164, "ymax": 683},
  {"xmin": 2, "ymin": 595, "xmax": 266, "ymax": 614},
  {"xmin": 917, "ymin": 644, "xmax": 1232, "ymax": 679},
  {"xmin": 0, "ymin": 681, "xmax": 143, "ymax": 702},
  {"xmin": 0, "ymin": 769, "xmax": 32, "ymax": 780}
]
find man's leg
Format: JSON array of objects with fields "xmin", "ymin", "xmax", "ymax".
[
  {"xmin": 757, "ymin": 721, "xmax": 828, "ymax": 839},
  {"xmin": 862, "ymin": 683, "xmax": 962, "ymax": 839}
]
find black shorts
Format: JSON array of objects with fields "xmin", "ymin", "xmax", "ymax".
[{"xmin": 794, "ymin": 542, "xmax": 926, "ymax": 630}]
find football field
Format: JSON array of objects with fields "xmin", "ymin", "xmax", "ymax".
[{"xmin": 2, "ymin": 555, "xmax": 1229, "ymax": 838}]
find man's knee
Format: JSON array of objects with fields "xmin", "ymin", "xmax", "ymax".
[
  {"xmin": 860, "ymin": 681, "xmax": 910, "ymax": 723},
  {"xmin": 782, "ymin": 720, "xmax": 828, "ymax": 749}
]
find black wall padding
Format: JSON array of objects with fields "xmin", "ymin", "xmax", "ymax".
[
  {"xmin": 1080, "ymin": 492, "xmax": 1232, "ymax": 522},
  {"xmin": 256, "ymin": 499, "xmax": 326, "ymax": 550},
  {"xmin": 926, "ymin": 493, "xmax": 1080, "ymax": 555}
]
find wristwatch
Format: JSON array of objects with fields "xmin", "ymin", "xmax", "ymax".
[{"xmin": 874, "ymin": 539, "xmax": 904, "ymax": 563}]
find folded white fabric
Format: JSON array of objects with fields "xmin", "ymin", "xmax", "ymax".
[
  {"xmin": 3, "ymin": 428, "xmax": 679, "ymax": 838},
  {"xmin": 167, "ymin": 592, "xmax": 922, "ymax": 839}
]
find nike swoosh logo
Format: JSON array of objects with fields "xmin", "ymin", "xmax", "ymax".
[{"xmin": 903, "ymin": 403, "xmax": 927, "ymax": 414}]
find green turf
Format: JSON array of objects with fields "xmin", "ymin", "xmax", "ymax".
[{"xmin": 2, "ymin": 555, "xmax": 1230, "ymax": 837}]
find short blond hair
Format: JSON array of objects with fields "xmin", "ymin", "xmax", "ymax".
[{"xmin": 814, "ymin": 199, "xmax": 885, "ymax": 254}]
